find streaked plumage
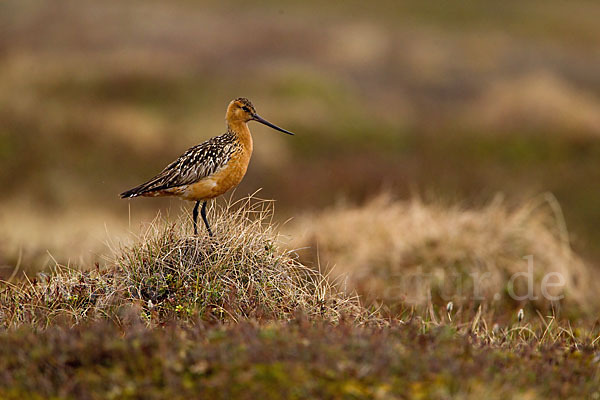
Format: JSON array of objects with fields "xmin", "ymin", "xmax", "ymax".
[
  {"xmin": 120, "ymin": 132, "xmax": 240, "ymax": 198},
  {"xmin": 120, "ymin": 98, "xmax": 294, "ymax": 236}
]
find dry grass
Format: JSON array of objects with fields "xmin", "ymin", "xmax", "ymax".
[
  {"xmin": 0, "ymin": 197, "xmax": 373, "ymax": 329},
  {"xmin": 2, "ymin": 195, "xmax": 600, "ymax": 398},
  {"xmin": 289, "ymin": 193, "xmax": 598, "ymax": 317},
  {"xmin": 470, "ymin": 70, "xmax": 600, "ymax": 137}
]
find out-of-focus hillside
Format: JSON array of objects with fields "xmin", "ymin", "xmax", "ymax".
[{"xmin": 1, "ymin": 0, "xmax": 600, "ymax": 269}]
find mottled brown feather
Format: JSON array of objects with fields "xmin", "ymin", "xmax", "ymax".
[{"xmin": 120, "ymin": 132, "xmax": 241, "ymax": 198}]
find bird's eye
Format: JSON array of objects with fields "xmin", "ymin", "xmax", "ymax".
[{"xmin": 242, "ymin": 106, "xmax": 250, "ymax": 113}]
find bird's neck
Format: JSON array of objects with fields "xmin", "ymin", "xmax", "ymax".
[{"xmin": 227, "ymin": 120, "xmax": 253, "ymax": 153}]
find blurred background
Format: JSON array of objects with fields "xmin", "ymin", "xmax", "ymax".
[{"xmin": 1, "ymin": 0, "xmax": 599, "ymax": 274}]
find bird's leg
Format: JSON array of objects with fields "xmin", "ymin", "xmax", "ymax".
[
  {"xmin": 192, "ymin": 201, "xmax": 200, "ymax": 235},
  {"xmin": 201, "ymin": 200, "xmax": 213, "ymax": 237}
]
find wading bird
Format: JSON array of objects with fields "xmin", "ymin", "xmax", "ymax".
[{"xmin": 120, "ymin": 98, "xmax": 294, "ymax": 236}]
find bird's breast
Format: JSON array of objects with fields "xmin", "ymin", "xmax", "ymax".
[{"xmin": 182, "ymin": 147, "xmax": 251, "ymax": 201}]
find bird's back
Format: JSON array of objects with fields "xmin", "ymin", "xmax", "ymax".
[{"xmin": 120, "ymin": 132, "xmax": 242, "ymax": 199}]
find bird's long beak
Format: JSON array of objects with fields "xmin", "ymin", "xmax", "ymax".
[{"xmin": 252, "ymin": 114, "xmax": 295, "ymax": 135}]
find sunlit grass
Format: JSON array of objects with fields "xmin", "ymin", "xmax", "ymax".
[
  {"xmin": 0, "ymin": 197, "xmax": 371, "ymax": 329},
  {"xmin": 289, "ymin": 193, "xmax": 599, "ymax": 318}
]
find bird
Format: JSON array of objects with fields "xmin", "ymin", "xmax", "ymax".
[{"xmin": 120, "ymin": 97, "xmax": 294, "ymax": 236}]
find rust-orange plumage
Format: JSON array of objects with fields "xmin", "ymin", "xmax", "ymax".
[{"xmin": 120, "ymin": 98, "xmax": 294, "ymax": 236}]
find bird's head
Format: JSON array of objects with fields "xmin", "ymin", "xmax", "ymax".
[{"xmin": 226, "ymin": 97, "xmax": 294, "ymax": 135}]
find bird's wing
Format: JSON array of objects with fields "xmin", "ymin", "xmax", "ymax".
[{"xmin": 120, "ymin": 133, "xmax": 239, "ymax": 198}]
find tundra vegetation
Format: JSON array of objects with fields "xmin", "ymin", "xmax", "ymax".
[
  {"xmin": 2, "ymin": 198, "xmax": 600, "ymax": 398},
  {"xmin": 2, "ymin": 0, "xmax": 600, "ymax": 398}
]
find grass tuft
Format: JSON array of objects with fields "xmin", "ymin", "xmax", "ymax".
[
  {"xmin": 290, "ymin": 193, "xmax": 598, "ymax": 318},
  {"xmin": 0, "ymin": 197, "xmax": 373, "ymax": 329}
]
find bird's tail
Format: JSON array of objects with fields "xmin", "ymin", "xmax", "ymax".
[
  {"xmin": 121, "ymin": 172, "xmax": 168, "ymax": 198},
  {"xmin": 120, "ymin": 185, "xmax": 145, "ymax": 198}
]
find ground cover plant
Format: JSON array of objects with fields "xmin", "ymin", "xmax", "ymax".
[
  {"xmin": 2, "ymin": 196, "xmax": 600, "ymax": 399},
  {"xmin": 1, "ymin": 309, "xmax": 600, "ymax": 399}
]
